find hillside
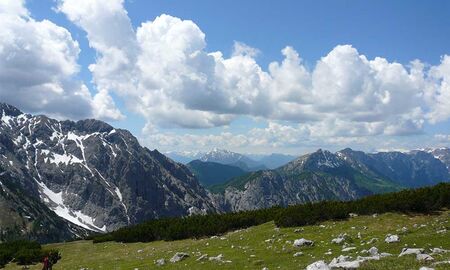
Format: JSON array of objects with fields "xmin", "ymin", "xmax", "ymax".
[
  {"xmin": 258, "ymin": 153, "xmax": 297, "ymax": 169},
  {"xmin": 5, "ymin": 211, "xmax": 450, "ymax": 269},
  {"xmin": 0, "ymin": 171, "xmax": 88, "ymax": 243},
  {"xmin": 211, "ymin": 149, "xmax": 449, "ymax": 212},
  {"xmin": 186, "ymin": 160, "xmax": 247, "ymax": 187},
  {"xmin": 211, "ymin": 149, "xmax": 403, "ymax": 212}
]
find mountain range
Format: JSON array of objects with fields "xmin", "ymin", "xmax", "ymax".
[
  {"xmin": 1, "ymin": 103, "xmax": 449, "ymax": 243},
  {"xmin": 186, "ymin": 160, "xmax": 247, "ymax": 187},
  {"xmin": 210, "ymin": 148, "xmax": 450, "ymax": 212},
  {"xmin": 166, "ymin": 148, "xmax": 296, "ymax": 170}
]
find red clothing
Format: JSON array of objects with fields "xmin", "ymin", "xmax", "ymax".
[{"xmin": 42, "ymin": 257, "xmax": 49, "ymax": 270}]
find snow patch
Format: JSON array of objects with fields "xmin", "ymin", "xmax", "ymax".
[{"xmin": 35, "ymin": 180, "xmax": 106, "ymax": 232}]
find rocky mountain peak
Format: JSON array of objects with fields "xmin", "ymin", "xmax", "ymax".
[
  {"xmin": 0, "ymin": 102, "xmax": 23, "ymax": 117},
  {"xmin": 0, "ymin": 103, "xmax": 216, "ymax": 233},
  {"xmin": 283, "ymin": 149, "xmax": 345, "ymax": 173}
]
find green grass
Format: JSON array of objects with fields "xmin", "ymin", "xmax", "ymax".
[
  {"xmin": 209, "ymin": 171, "xmax": 265, "ymax": 193},
  {"xmin": 4, "ymin": 211, "xmax": 449, "ymax": 270},
  {"xmin": 352, "ymin": 172, "xmax": 402, "ymax": 194}
]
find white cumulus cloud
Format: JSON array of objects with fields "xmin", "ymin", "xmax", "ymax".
[
  {"xmin": 0, "ymin": 0, "xmax": 122, "ymax": 120},
  {"xmin": 57, "ymin": 0, "xmax": 450, "ymax": 139}
]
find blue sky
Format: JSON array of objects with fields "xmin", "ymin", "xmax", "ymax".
[{"xmin": 2, "ymin": 0, "xmax": 450, "ymax": 154}]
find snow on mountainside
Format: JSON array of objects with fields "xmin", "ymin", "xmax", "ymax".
[
  {"xmin": 0, "ymin": 103, "xmax": 216, "ymax": 233},
  {"xmin": 166, "ymin": 149, "xmax": 295, "ymax": 170},
  {"xmin": 165, "ymin": 151, "xmax": 205, "ymax": 164},
  {"xmin": 199, "ymin": 148, "xmax": 267, "ymax": 171},
  {"xmin": 200, "ymin": 148, "xmax": 247, "ymax": 163},
  {"xmin": 424, "ymin": 147, "xmax": 450, "ymax": 172}
]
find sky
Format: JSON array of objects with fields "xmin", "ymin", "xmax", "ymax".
[{"xmin": 1, "ymin": 0, "xmax": 450, "ymax": 155}]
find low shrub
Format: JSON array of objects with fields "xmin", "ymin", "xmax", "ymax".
[
  {"xmin": 0, "ymin": 240, "xmax": 61, "ymax": 267},
  {"xmin": 93, "ymin": 183, "xmax": 450, "ymax": 244}
]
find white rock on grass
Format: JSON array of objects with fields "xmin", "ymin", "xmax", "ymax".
[
  {"xmin": 170, "ymin": 252, "xmax": 189, "ymax": 263},
  {"xmin": 293, "ymin": 238, "xmax": 314, "ymax": 247},
  {"xmin": 385, "ymin": 234, "xmax": 400, "ymax": 243},
  {"xmin": 416, "ymin": 254, "xmax": 434, "ymax": 261},
  {"xmin": 367, "ymin": 238, "xmax": 378, "ymax": 244},
  {"xmin": 329, "ymin": 254, "xmax": 382, "ymax": 269},
  {"xmin": 155, "ymin": 258, "xmax": 165, "ymax": 266},
  {"xmin": 431, "ymin": 248, "xmax": 449, "ymax": 254},
  {"xmin": 196, "ymin": 254, "xmax": 208, "ymax": 261},
  {"xmin": 342, "ymin": 247, "xmax": 356, "ymax": 252},
  {"xmin": 329, "ymin": 255, "xmax": 360, "ymax": 269},
  {"xmin": 368, "ymin": 247, "xmax": 378, "ymax": 256},
  {"xmin": 357, "ymin": 254, "xmax": 381, "ymax": 261},
  {"xmin": 331, "ymin": 233, "xmax": 349, "ymax": 244},
  {"xmin": 293, "ymin": 252, "xmax": 303, "ymax": 257},
  {"xmin": 209, "ymin": 254, "xmax": 232, "ymax": 263},
  {"xmin": 419, "ymin": 267, "xmax": 435, "ymax": 270},
  {"xmin": 306, "ymin": 260, "xmax": 330, "ymax": 270},
  {"xmin": 399, "ymin": 248, "xmax": 424, "ymax": 257}
]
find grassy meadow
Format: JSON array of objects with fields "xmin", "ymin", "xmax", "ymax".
[{"xmin": 4, "ymin": 210, "xmax": 450, "ymax": 270}]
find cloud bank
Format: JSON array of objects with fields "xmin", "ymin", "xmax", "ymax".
[
  {"xmin": 57, "ymin": 0, "xmax": 449, "ymax": 136},
  {"xmin": 1, "ymin": 0, "xmax": 449, "ymax": 152}
]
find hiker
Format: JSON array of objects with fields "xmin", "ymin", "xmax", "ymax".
[{"xmin": 42, "ymin": 255, "xmax": 53, "ymax": 270}]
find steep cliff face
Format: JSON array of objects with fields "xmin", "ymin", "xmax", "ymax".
[
  {"xmin": 0, "ymin": 170, "xmax": 88, "ymax": 243},
  {"xmin": 427, "ymin": 148, "xmax": 450, "ymax": 172},
  {"xmin": 0, "ymin": 103, "xmax": 216, "ymax": 233},
  {"xmin": 338, "ymin": 148, "xmax": 450, "ymax": 187},
  {"xmin": 212, "ymin": 150, "xmax": 379, "ymax": 211}
]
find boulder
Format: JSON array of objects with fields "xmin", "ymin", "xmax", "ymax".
[
  {"xmin": 293, "ymin": 238, "xmax": 314, "ymax": 247},
  {"xmin": 399, "ymin": 248, "xmax": 424, "ymax": 257},
  {"xmin": 209, "ymin": 254, "xmax": 232, "ymax": 263},
  {"xmin": 329, "ymin": 255, "xmax": 360, "ymax": 269},
  {"xmin": 170, "ymin": 252, "xmax": 189, "ymax": 263},
  {"xmin": 306, "ymin": 260, "xmax": 330, "ymax": 270},
  {"xmin": 431, "ymin": 248, "xmax": 449, "ymax": 254},
  {"xmin": 385, "ymin": 234, "xmax": 400, "ymax": 243},
  {"xmin": 368, "ymin": 246, "xmax": 378, "ymax": 256},
  {"xmin": 155, "ymin": 259, "xmax": 165, "ymax": 266},
  {"xmin": 196, "ymin": 254, "xmax": 208, "ymax": 261},
  {"xmin": 293, "ymin": 252, "xmax": 303, "ymax": 257},
  {"xmin": 331, "ymin": 233, "xmax": 349, "ymax": 244},
  {"xmin": 416, "ymin": 254, "xmax": 434, "ymax": 261}
]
